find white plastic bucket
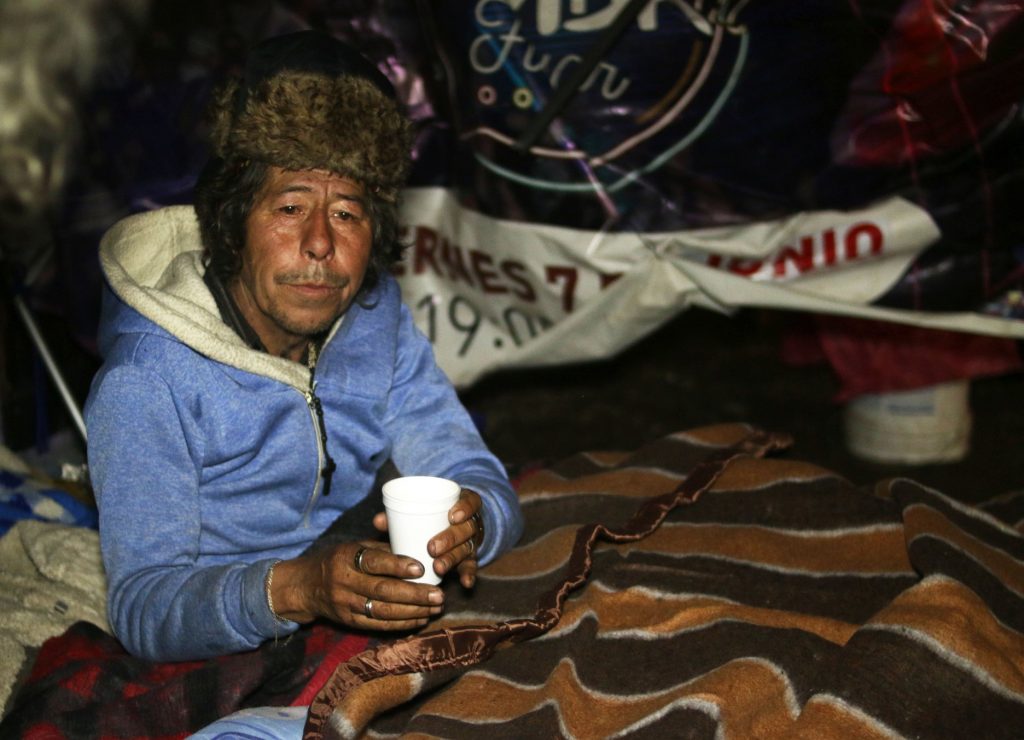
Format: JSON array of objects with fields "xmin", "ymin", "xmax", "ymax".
[
  {"xmin": 843, "ymin": 380, "xmax": 972, "ymax": 464},
  {"xmin": 381, "ymin": 476, "xmax": 461, "ymax": 584}
]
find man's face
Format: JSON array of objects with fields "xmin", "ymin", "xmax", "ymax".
[{"xmin": 230, "ymin": 167, "xmax": 373, "ymax": 359}]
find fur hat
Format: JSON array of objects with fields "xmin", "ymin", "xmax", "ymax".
[{"xmin": 206, "ymin": 31, "xmax": 411, "ymax": 201}]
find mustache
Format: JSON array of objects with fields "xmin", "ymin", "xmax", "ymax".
[{"xmin": 275, "ymin": 270, "xmax": 349, "ymax": 288}]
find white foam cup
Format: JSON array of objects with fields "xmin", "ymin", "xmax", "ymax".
[{"xmin": 381, "ymin": 476, "xmax": 461, "ymax": 585}]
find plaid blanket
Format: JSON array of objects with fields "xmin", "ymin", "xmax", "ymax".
[
  {"xmin": 0, "ymin": 620, "xmax": 370, "ymax": 738},
  {"xmin": 304, "ymin": 424, "xmax": 1024, "ymax": 739}
]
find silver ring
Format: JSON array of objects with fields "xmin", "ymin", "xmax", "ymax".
[
  {"xmin": 466, "ymin": 537, "xmax": 475, "ymax": 557},
  {"xmin": 354, "ymin": 546, "xmax": 369, "ymax": 574},
  {"xmin": 364, "ymin": 597, "xmax": 374, "ymax": 618}
]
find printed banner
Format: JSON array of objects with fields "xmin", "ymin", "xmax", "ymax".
[{"xmin": 394, "ymin": 188, "xmax": 1024, "ymax": 387}]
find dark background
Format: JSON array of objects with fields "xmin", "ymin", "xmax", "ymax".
[
  {"xmin": 462, "ymin": 306, "xmax": 1024, "ymax": 507},
  {"xmin": 1, "ymin": 1, "xmax": 1022, "ymax": 508}
]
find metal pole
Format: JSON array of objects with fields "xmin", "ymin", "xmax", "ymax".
[{"xmin": 12, "ymin": 294, "xmax": 87, "ymax": 444}]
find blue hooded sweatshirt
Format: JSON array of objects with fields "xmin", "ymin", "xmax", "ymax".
[{"xmin": 85, "ymin": 206, "xmax": 523, "ymax": 661}]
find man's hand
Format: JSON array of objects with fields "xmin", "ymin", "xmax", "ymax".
[
  {"xmin": 373, "ymin": 488, "xmax": 486, "ymax": 588},
  {"xmin": 268, "ymin": 542, "xmax": 444, "ymax": 630}
]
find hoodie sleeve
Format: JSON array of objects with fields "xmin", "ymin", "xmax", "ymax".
[
  {"xmin": 85, "ymin": 358, "xmax": 296, "ymax": 661},
  {"xmin": 382, "ymin": 301, "xmax": 524, "ymax": 566}
]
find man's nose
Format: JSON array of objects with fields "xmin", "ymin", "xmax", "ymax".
[{"xmin": 302, "ymin": 209, "xmax": 334, "ymax": 260}]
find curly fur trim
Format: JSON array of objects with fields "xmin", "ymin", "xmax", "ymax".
[{"xmin": 208, "ymin": 72, "xmax": 411, "ymax": 200}]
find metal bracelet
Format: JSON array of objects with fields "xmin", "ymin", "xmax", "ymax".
[{"xmin": 265, "ymin": 560, "xmax": 286, "ymax": 626}]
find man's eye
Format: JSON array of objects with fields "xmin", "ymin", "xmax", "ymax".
[
  {"xmin": 280, "ymin": 205, "xmax": 300, "ymax": 214},
  {"xmin": 334, "ymin": 210, "xmax": 357, "ymax": 221}
]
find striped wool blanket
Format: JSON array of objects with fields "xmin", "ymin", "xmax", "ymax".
[{"xmin": 304, "ymin": 424, "xmax": 1024, "ymax": 739}]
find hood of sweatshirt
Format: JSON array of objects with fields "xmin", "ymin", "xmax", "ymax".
[{"xmin": 97, "ymin": 205, "xmax": 324, "ymax": 391}]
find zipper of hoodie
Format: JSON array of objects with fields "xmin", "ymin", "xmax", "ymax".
[{"xmin": 301, "ymin": 368, "xmax": 336, "ymax": 524}]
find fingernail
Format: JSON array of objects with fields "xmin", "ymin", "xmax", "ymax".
[
  {"xmin": 408, "ymin": 562, "xmax": 423, "ymax": 576},
  {"xmin": 428, "ymin": 590, "xmax": 444, "ymax": 604}
]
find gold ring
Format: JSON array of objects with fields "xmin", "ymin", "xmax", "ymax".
[
  {"xmin": 364, "ymin": 597, "xmax": 374, "ymax": 618},
  {"xmin": 354, "ymin": 546, "xmax": 369, "ymax": 574}
]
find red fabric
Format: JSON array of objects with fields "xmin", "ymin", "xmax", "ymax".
[
  {"xmin": 837, "ymin": 0, "xmax": 1024, "ymax": 167},
  {"xmin": 2, "ymin": 621, "xmax": 367, "ymax": 739},
  {"xmin": 291, "ymin": 634, "xmax": 372, "ymax": 706},
  {"xmin": 782, "ymin": 315, "xmax": 1022, "ymax": 402}
]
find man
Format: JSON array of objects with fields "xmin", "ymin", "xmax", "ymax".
[{"xmin": 84, "ymin": 31, "xmax": 524, "ymax": 662}]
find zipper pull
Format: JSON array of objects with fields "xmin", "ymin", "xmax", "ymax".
[
  {"xmin": 321, "ymin": 454, "xmax": 337, "ymax": 498},
  {"xmin": 310, "ymin": 390, "xmax": 337, "ymax": 496}
]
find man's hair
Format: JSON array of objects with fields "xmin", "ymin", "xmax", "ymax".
[
  {"xmin": 194, "ymin": 156, "xmax": 404, "ymax": 296},
  {"xmin": 193, "ymin": 31, "xmax": 411, "ymax": 296}
]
